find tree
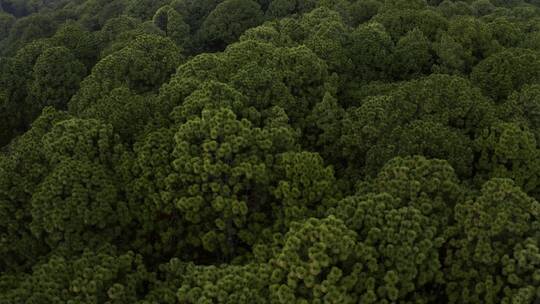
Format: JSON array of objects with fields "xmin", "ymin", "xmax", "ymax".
[
  {"xmin": 269, "ymin": 216, "xmax": 358, "ymax": 303},
  {"xmin": 445, "ymin": 16, "xmax": 501, "ymax": 73},
  {"xmin": 432, "ymin": 32, "xmax": 468, "ymax": 75},
  {"xmin": 390, "ymin": 28, "xmax": 433, "ymax": 80},
  {"xmin": 0, "ymin": 246, "xmax": 154, "ymax": 303},
  {"xmin": 266, "ymin": 0, "xmax": 318, "ymax": 19},
  {"xmin": 347, "ymin": 22, "xmax": 394, "ymax": 82},
  {"xmin": 28, "ymin": 46, "xmax": 86, "ymax": 110},
  {"xmin": 437, "ymin": 0, "xmax": 473, "ymax": 18},
  {"xmin": 0, "ymin": 12, "xmax": 15, "ymax": 41},
  {"xmin": 373, "ymin": 8, "xmax": 448, "ymax": 41},
  {"xmin": 30, "ymin": 159, "xmax": 129, "ymax": 253},
  {"xmin": 51, "ymin": 21, "xmax": 101, "ymax": 69},
  {"xmin": 372, "ymin": 155, "xmax": 465, "ymax": 232},
  {"xmin": 499, "ymin": 84, "xmax": 540, "ymax": 142},
  {"xmin": 170, "ymin": 0, "xmax": 222, "ymax": 36},
  {"xmin": 446, "ymin": 178, "xmax": 540, "ymax": 303},
  {"xmin": 197, "ymin": 0, "xmax": 264, "ymax": 51},
  {"xmin": 3, "ymin": 13, "xmax": 57, "ymax": 55},
  {"xmin": 176, "ymin": 262, "xmax": 270, "ymax": 303},
  {"xmin": 299, "ymin": 7, "xmax": 351, "ymax": 78},
  {"xmin": 0, "ymin": 107, "xmax": 70, "ymax": 272},
  {"xmin": 125, "ymin": 0, "xmax": 168, "ymax": 20},
  {"xmin": 339, "ymin": 74, "xmax": 494, "ymax": 178},
  {"xmin": 69, "ymin": 34, "xmax": 182, "ymax": 115},
  {"xmin": 328, "ymin": 193, "xmax": 445, "ymax": 302},
  {"xmin": 474, "ymin": 122, "xmax": 540, "ymax": 196},
  {"xmin": 471, "ymin": 0, "xmax": 496, "ymax": 16},
  {"xmin": 471, "ymin": 48, "xmax": 540, "ymax": 101},
  {"xmin": 348, "ymin": 0, "xmax": 381, "ymax": 27},
  {"xmin": 79, "ymin": 87, "xmax": 156, "ymax": 143},
  {"xmin": 161, "ymin": 107, "xmax": 297, "ymax": 258},
  {"xmin": 487, "ymin": 17, "xmax": 525, "ymax": 48},
  {"xmin": 153, "ymin": 5, "xmax": 190, "ymax": 48}
]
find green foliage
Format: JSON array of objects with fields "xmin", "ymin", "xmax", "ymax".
[
  {"xmin": 198, "ymin": 0, "xmax": 264, "ymax": 51},
  {"xmin": 266, "ymin": 0, "xmax": 318, "ymax": 19},
  {"xmin": 444, "ymin": 16, "xmax": 501, "ymax": 73},
  {"xmin": 372, "ymin": 156, "xmax": 465, "ymax": 233},
  {"xmin": 3, "ymin": 13, "xmax": 57, "ymax": 55},
  {"xmin": 391, "ymin": 28, "xmax": 432, "ymax": 80},
  {"xmin": 30, "ymin": 159, "xmax": 128, "ymax": 253},
  {"xmin": 0, "ymin": 246, "xmax": 154, "ymax": 303},
  {"xmin": 348, "ymin": 0, "xmax": 381, "ymax": 26},
  {"xmin": 348, "ymin": 22, "xmax": 394, "ymax": 82},
  {"xmin": 153, "ymin": 5, "xmax": 190, "ymax": 48},
  {"xmin": 339, "ymin": 74, "xmax": 493, "ymax": 178},
  {"xmin": 2, "ymin": 0, "xmax": 540, "ymax": 302},
  {"xmin": 446, "ymin": 178, "xmax": 540, "ymax": 303},
  {"xmin": 328, "ymin": 193, "xmax": 445, "ymax": 302},
  {"xmin": 51, "ymin": 21, "xmax": 100, "ymax": 69},
  {"xmin": 167, "ymin": 107, "xmax": 297, "ymax": 256},
  {"xmin": 471, "ymin": 48, "xmax": 540, "ymax": 101},
  {"xmin": 28, "ymin": 46, "xmax": 86, "ymax": 110},
  {"xmin": 269, "ymin": 216, "xmax": 358, "ymax": 303},
  {"xmin": 0, "ymin": 12, "xmax": 15, "ymax": 40},
  {"xmin": 78, "ymin": 87, "xmax": 155, "ymax": 143},
  {"xmin": 125, "ymin": 0, "xmax": 168, "ymax": 20},
  {"xmin": 499, "ymin": 84, "xmax": 540, "ymax": 142},
  {"xmin": 69, "ymin": 34, "xmax": 182, "ymax": 115},
  {"xmin": 177, "ymin": 262, "xmax": 270, "ymax": 303},
  {"xmin": 0, "ymin": 107, "xmax": 70, "ymax": 272},
  {"xmin": 373, "ymin": 8, "xmax": 448, "ymax": 41},
  {"xmin": 474, "ymin": 122, "xmax": 540, "ymax": 195},
  {"xmin": 271, "ymin": 151, "xmax": 339, "ymax": 227}
]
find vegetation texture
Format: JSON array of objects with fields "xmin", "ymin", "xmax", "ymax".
[{"xmin": 1, "ymin": 0, "xmax": 540, "ymax": 303}]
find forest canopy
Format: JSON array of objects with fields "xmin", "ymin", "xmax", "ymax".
[{"xmin": 1, "ymin": 0, "xmax": 540, "ymax": 303}]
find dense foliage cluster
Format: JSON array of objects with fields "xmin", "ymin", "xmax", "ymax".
[{"xmin": 1, "ymin": 0, "xmax": 540, "ymax": 302}]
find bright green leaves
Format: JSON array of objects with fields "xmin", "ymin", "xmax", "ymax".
[
  {"xmin": 0, "ymin": 247, "xmax": 153, "ymax": 304},
  {"xmin": 42, "ymin": 118, "xmax": 122, "ymax": 166},
  {"xmin": 446, "ymin": 178, "xmax": 540, "ymax": 303},
  {"xmin": 269, "ymin": 216, "xmax": 357, "ymax": 304},
  {"xmin": 170, "ymin": 107, "xmax": 297, "ymax": 255},
  {"xmin": 500, "ymin": 84, "xmax": 540, "ymax": 142},
  {"xmin": 272, "ymin": 151, "xmax": 339, "ymax": 226},
  {"xmin": 474, "ymin": 122, "xmax": 540, "ymax": 195},
  {"xmin": 30, "ymin": 160, "xmax": 128, "ymax": 252},
  {"xmin": 328, "ymin": 193, "xmax": 444, "ymax": 302},
  {"xmin": 177, "ymin": 263, "xmax": 270, "ymax": 303}
]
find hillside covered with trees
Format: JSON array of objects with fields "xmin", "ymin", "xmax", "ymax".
[{"xmin": 1, "ymin": 0, "xmax": 540, "ymax": 302}]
